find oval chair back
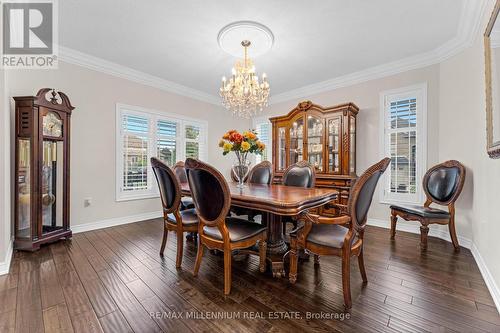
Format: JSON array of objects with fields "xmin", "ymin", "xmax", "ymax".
[
  {"xmin": 282, "ymin": 160, "xmax": 315, "ymax": 188},
  {"xmin": 247, "ymin": 161, "xmax": 273, "ymax": 185},
  {"xmin": 185, "ymin": 158, "xmax": 231, "ymax": 227},
  {"xmin": 423, "ymin": 160, "xmax": 465, "ymax": 206},
  {"xmin": 150, "ymin": 157, "xmax": 181, "ymax": 214},
  {"xmin": 173, "ymin": 161, "xmax": 188, "ymax": 183},
  {"xmin": 347, "ymin": 157, "xmax": 391, "ymax": 233}
]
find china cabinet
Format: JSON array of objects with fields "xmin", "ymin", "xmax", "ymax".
[
  {"xmin": 269, "ymin": 100, "xmax": 358, "ymax": 215},
  {"xmin": 14, "ymin": 88, "xmax": 74, "ymax": 251}
]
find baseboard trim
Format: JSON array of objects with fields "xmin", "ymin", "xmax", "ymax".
[
  {"xmin": 471, "ymin": 243, "xmax": 500, "ymax": 314},
  {"xmin": 72, "ymin": 211, "xmax": 162, "ymax": 234},
  {"xmin": 367, "ymin": 218, "xmax": 472, "ymax": 249},
  {"xmin": 0, "ymin": 239, "xmax": 13, "ymax": 276},
  {"xmin": 368, "ymin": 218, "xmax": 499, "ymax": 314}
]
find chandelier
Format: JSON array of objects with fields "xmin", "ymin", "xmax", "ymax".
[{"xmin": 219, "ymin": 40, "xmax": 270, "ymax": 118}]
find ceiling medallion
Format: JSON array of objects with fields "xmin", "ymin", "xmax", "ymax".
[{"xmin": 218, "ymin": 21, "xmax": 273, "ymax": 118}]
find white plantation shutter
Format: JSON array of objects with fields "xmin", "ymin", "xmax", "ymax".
[
  {"xmin": 255, "ymin": 122, "xmax": 271, "ymax": 164},
  {"xmin": 184, "ymin": 123, "xmax": 207, "ymax": 160},
  {"xmin": 157, "ymin": 119, "xmax": 178, "ymax": 167},
  {"xmin": 116, "ymin": 104, "xmax": 208, "ymax": 201},
  {"xmin": 380, "ymin": 85, "xmax": 427, "ymax": 204},
  {"xmin": 121, "ymin": 114, "xmax": 150, "ymax": 192}
]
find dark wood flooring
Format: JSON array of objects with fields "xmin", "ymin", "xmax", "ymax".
[{"xmin": 1, "ymin": 219, "xmax": 499, "ymax": 333}]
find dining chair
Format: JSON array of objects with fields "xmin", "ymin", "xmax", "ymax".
[
  {"xmin": 185, "ymin": 158, "xmax": 267, "ymax": 295},
  {"xmin": 248, "ymin": 161, "xmax": 274, "ymax": 185},
  {"xmin": 172, "ymin": 161, "xmax": 195, "ymax": 210},
  {"xmin": 231, "ymin": 161, "xmax": 273, "ymax": 222},
  {"xmin": 390, "ymin": 160, "xmax": 466, "ymax": 251},
  {"xmin": 282, "ymin": 161, "xmax": 316, "ymax": 234},
  {"xmin": 151, "ymin": 157, "xmax": 199, "ymax": 267},
  {"xmin": 288, "ymin": 157, "xmax": 390, "ymax": 309}
]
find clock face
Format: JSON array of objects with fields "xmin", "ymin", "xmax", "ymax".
[{"xmin": 42, "ymin": 112, "xmax": 62, "ymax": 137}]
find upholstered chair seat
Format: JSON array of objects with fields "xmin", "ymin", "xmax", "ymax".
[
  {"xmin": 203, "ymin": 217, "xmax": 267, "ymax": 242},
  {"xmin": 291, "ymin": 224, "xmax": 352, "ymax": 248},
  {"xmin": 390, "ymin": 160, "xmax": 466, "ymax": 251},
  {"xmin": 389, "ymin": 205, "xmax": 450, "ymax": 219},
  {"xmin": 181, "ymin": 197, "xmax": 195, "ymax": 210},
  {"xmin": 167, "ymin": 208, "xmax": 199, "ymax": 225}
]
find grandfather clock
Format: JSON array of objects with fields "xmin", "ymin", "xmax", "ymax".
[{"xmin": 14, "ymin": 88, "xmax": 74, "ymax": 251}]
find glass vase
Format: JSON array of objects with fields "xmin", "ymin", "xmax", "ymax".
[{"xmin": 232, "ymin": 156, "xmax": 251, "ymax": 188}]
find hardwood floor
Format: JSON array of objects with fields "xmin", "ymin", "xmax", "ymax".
[{"xmin": 1, "ymin": 219, "xmax": 499, "ymax": 333}]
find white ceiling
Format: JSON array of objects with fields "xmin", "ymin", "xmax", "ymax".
[{"xmin": 59, "ymin": 0, "xmax": 468, "ymax": 102}]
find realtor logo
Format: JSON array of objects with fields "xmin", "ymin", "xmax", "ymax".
[{"xmin": 1, "ymin": 0, "xmax": 58, "ymax": 68}]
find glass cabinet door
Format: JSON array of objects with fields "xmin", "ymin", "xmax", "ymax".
[
  {"xmin": 278, "ymin": 127, "xmax": 286, "ymax": 170},
  {"xmin": 349, "ymin": 116, "xmax": 356, "ymax": 174},
  {"xmin": 17, "ymin": 139, "xmax": 31, "ymax": 239},
  {"xmin": 289, "ymin": 117, "xmax": 304, "ymax": 165},
  {"xmin": 41, "ymin": 140, "xmax": 64, "ymax": 235},
  {"xmin": 328, "ymin": 117, "xmax": 341, "ymax": 173},
  {"xmin": 307, "ymin": 116, "xmax": 323, "ymax": 172}
]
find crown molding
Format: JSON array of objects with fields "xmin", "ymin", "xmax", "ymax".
[
  {"xmin": 269, "ymin": 0, "xmax": 487, "ymax": 105},
  {"xmin": 58, "ymin": 46, "xmax": 220, "ymax": 106}
]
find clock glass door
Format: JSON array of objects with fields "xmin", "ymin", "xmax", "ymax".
[
  {"xmin": 41, "ymin": 140, "xmax": 64, "ymax": 235},
  {"xmin": 17, "ymin": 139, "xmax": 31, "ymax": 239}
]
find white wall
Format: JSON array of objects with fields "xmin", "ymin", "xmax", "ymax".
[
  {"xmin": 439, "ymin": 0, "xmax": 500, "ymax": 306},
  {"xmin": 6, "ymin": 62, "xmax": 245, "ymax": 228},
  {"xmin": 261, "ymin": 64, "xmax": 441, "ymax": 232}
]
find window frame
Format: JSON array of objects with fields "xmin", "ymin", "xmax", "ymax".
[
  {"xmin": 252, "ymin": 116, "xmax": 272, "ymax": 165},
  {"xmin": 116, "ymin": 103, "xmax": 208, "ymax": 202},
  {"xmin": 379, "ymin": 83, "xmax": 427, "ymax": 205}
]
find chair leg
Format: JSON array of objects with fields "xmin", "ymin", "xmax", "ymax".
[
  {"xmin": 193, "ymin": 241, "xmax": 204, "ymax": 276},
  {"xmin": 314, "ymin": 254, "xmax": 320, "ymax": 266},
  {"xmin": 420, "ymin": 225, "xmax": 429, "ymax": 250},
  {"xmin": 223, "ymin": 250, "xmax": 232, "ymax": 295},
  {"xmin": 160, "ymin": 224, "xmax": 168, "ymax": 256},
  {"xmin": 390, "ymin": 211, "xmax": 397, "ymax": 240},
  {"xmin": 449, "ymin": 215, "xmax": 460, "ymax": 252},
  {"xmin": 258, "ymin": 239, "xmax": 267, "ymax": 273},
  {"xmin": 289, "ymin": 237, "xmax": 298, "ymax": 284},
  {"xmin": 176, "ymin": 229, "xmax": 184, "ymax": 268},
  {"xmin": 342, "ymin": 252, "xmax": 352, "ymax": 309},
  {"xmin": 358, "ymin": 249, "xmax": 368, "ymax": 283}
]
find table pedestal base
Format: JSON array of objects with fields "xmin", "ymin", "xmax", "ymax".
[{"xmin": 264, "ymin": 212, "xmax": 290, "ymax": 278}]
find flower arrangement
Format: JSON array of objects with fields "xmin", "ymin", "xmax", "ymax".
[
  {"xmin": 218, "ymin": 129, "xmax": 266, "ymax": 156},
  {"xmin": 219, "ymin": 129, "xmax": 266, "ymax": 187}
]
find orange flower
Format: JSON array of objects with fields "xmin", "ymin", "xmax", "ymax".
[
  {"xmin": 223, "ymin": 129, "xmax": 237, "ymax": 140},
  {"xmin": 230, "ymin": 132, "xmax": 243, "ymax": 143},
  {"xmin": 243, "ymin": 131, "xmax": 257, "ymax": 140}
]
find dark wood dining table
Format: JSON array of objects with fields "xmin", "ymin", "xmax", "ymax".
[{"xmin": 180, "ymin": 181, "xmax": 338, "ymax": 277}]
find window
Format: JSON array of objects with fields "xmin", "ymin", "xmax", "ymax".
[
  {"xmin": 380, "ymin": 84, "xmax": 427, "ymax": 204},
  {"xmin": 253, "ymin": 117, "xmax": 272, "ymax": 164},
  {"xmin": 116, "ymin": 104, "xmax": 207, "ymax": 201}
]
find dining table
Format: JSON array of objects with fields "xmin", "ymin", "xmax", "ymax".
[{"xmin": 180, "ymin": 181, "xmax": 338, "ymax": 277}]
